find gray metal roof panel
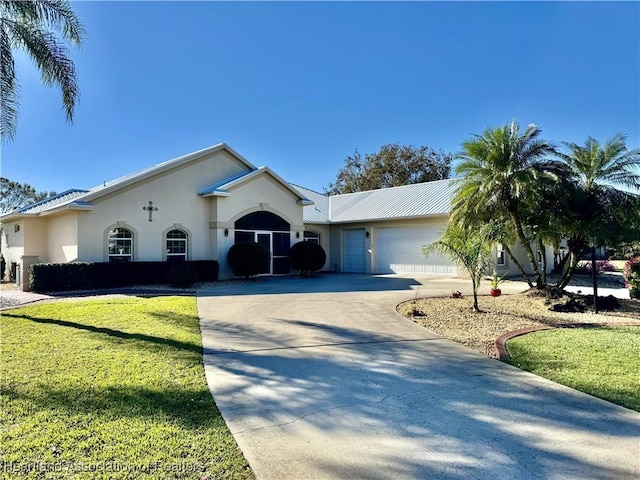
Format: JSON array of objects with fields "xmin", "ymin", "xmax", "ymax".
[
  {"xmin": 328, "ymin": 179, "xmax": 457, "ymax": 223},
  {"xmin": 16, "ymin": 189, "xmax": 89, "ymax": 214},
  {"xmin": 293, "ymin": 185, "xmax": 330, "ymax": 223}
]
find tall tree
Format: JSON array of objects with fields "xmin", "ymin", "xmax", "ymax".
[
  {"xmin": 551, "ymin": 134, "xmax": 640, "ymax": 288},
  {"xmin": 326, "ymin": 143, "xmax": 452, "ymax": 195},
  {"xmin": 424, "ymin": 223, "xmax": 495, "ymax": 312},
  {"xmin": 451, "ymin": 121, "xmax": 556, "ymax": 289},
  {"xmin": 0, "ymin": 0, "xmax": 84, "ymax": 142},
  {"xmin": 0, "ymin": 177, "xmax": 55, "ymax": 213}
]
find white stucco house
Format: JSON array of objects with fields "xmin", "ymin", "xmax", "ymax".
[{"xmin": 0, "ymin": 143, "xmax": 553, "ymax": 290}]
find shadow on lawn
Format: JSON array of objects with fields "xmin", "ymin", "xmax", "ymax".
[
  {"xmin": 2, "ymin": 312, "xmax": 202, "ymax": 353},
  {"xmin": 2, "ymin": 383, "xmax": 223, "ymax": 429}
]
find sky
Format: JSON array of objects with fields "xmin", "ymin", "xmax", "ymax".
[{"xmin": 2, "ymin": 1, "xmax": 639, "ymax": 195}]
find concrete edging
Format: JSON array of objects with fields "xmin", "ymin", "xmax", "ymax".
[{"xmin": 495, "ymin": 322, "xmax": 640, "ymax": 361}]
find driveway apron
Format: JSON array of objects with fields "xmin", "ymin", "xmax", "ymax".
[{"xmin": 197, "ymin": 274, "xmax": 640, "ymax": 480}]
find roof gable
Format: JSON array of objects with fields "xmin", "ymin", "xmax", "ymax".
[{"xmin": 199, "ymin": 167, "xmax": 313, "ymax": 205}]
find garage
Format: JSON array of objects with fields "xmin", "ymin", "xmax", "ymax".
[
  {"xmin": 373, "ymin": 226, "xmax": 456, "ymax": 275},
  {"xmin": 343, "ymin": 228, "xmax": 367, "ymax": 273}
]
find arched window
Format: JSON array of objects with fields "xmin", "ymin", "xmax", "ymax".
[
  {"xmin": 166, "ymin": 229, "xmax": 188, "ymax": 262},
  {"xmin": 303, "ymin": 231, "xmax": 320, "ymax": 244},
  {"xmin": 108, "ymin": 228, "xmax": 133, "ymax": 262}
]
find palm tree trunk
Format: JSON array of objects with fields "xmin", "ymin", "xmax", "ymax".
[
  {"xmin": 504, "ymin": 244, "xmax": 534, "ymax": 288},
  {"xmin": 537, "ymin": 238, "xmax": 547, "ymax": 285},
  {"xmin": 509, "ymin": 210, "xmax": 543, "ymax": 287},
  {"xmin": 472, "ymin": 278, "xmax": 480, "ymax": 312}
]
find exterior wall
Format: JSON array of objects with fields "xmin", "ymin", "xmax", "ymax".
[
  {"xmin": 77, "ymin": 150, "xmax": 250, "ymax": 264},
  {"xmin": 0, "ymin": 220, "xmax": 24, "ymax": 281},
  {"xmin": 46, "ymin": 212, "xmax": 79, "ymax": 263},
  {"xmin": 501, "ymin": 242, "xmax": 554, "ymax": 277},
  {"xmin": 212, "ymin": 173, "xmax": 306, "ymax": 279}
]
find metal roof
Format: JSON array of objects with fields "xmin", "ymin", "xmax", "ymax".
[
  {"xmin": 327, "ymin": 178, "xmax": 458, "ymax": 223},
  {"xmin": 293, "ymin": 185, "xmax": 330, "ymax": 223},
  {"xmin": 15, "ymin": 189, "xmax": 89, "ymax": 214}
]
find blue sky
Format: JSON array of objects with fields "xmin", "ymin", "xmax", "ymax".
[{"xmin": 2, "ymin": 1, "xmax": 639, "ymax": 194}]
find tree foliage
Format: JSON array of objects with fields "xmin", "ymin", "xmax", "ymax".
[
  {"xmin": 0, "ymin": 0, "xmax": 85, "ymax": 142},
  {"xmin": 452, "ymin": 122, "xmax": 640, "ymax": 291},
  {"xmin": 0, "ymin": 177, "xmax": 56, "ymax": 213},
  {"xmin": 326, "ymin": 143, "xmax": 452, "ymax": 195},
  {"xmin": 548, "ymin": 134, "xmax": 640, "ymax": 288},
  {"xmin": 451, "ymin": 121, "xmax": 556, "ymax": 288}
]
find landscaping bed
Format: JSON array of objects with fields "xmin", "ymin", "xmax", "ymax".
[{"xmin": 397, "ymin": 287, "xmax": 640, "ymax": 359}]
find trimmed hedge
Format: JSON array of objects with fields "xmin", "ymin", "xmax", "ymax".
[
  {"xmin": 290, "ymin": 241, "xmax": 326, "ymax": 275},
  {"xmin": 227, "ymin": 242, "xmax": 270, "ymax": 278},
  {"xmin": 29, "ymin": 260, "xmax": 219, "ymax": 292}
]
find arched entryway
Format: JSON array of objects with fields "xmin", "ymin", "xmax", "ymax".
[{"xmin": 234, "ymin": 211, "xmax": 291, "ymax": 274}]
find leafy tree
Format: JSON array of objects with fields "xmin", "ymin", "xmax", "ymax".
[
  {"xmin": 1, "ymin": 0, "xmax": 85, "ymax": 142},
  {"xmin": 423, "ymin": 223, "xmax": 495, "ymax": 312},
  {"xmin": 451, "ymin": 121, "xmax": 557, "ymax": 289},
  {"xmin": 550, "ymin": 134, "xmax": 640, "ymax": 288},
  {"xmin": 0, "ymin": 177, "xmax": 55, "ymax": 213},
  {"xmin": 326, "ymin": 143, "xmax": 452, "ymax": 195}
]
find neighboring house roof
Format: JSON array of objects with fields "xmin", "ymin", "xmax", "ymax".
[
  {"xmin": 293, "ymin": 185, "xmax": 330, "ymax": 224},
  {"xmin": 326, "ymin": 178, "xmax": 458, "ymax": 223}
]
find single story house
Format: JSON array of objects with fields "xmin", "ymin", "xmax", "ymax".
[{"xmin": 0, "ymin": 143, "xmax": 552, "ymax": 290}]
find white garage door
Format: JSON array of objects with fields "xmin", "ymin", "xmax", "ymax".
[
  {"xmin": 343, "ymin": 229, "xmax": 366, "ymax": 273},
  {"xmin": 374, "ymin": 226, "xmax": 457, "ymax": 275}
]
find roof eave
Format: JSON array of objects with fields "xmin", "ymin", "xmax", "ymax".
[{"xmin": 199, "ymin": 190, "xmax": 231, "ymax": 198}]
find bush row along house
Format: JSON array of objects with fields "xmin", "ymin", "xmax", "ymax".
[{"xmin": 0, "ymin": 143, "xmax": 553, "ymax": 290}]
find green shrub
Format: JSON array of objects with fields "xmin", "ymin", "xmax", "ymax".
[
  {"xmin": 165, "ymin": 264, "xmax": 198, "ymax": 287},
  {"xmin": 29, "ymin": 261, "xmax": 219, "ymax": 292},
  {"xmin": 227, "ymin": 242, "xmax": 270, "ymax": 278},
  {"xmin": 623, "ymin": 257, "xmax": 640, "ymax": 291},
  {"xmin": 290, "ymin": 241, "xmax": 326, "ymax": 275}
]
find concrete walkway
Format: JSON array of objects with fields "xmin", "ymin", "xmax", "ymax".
[{"xmin": 197, "ymin": 274, "xmax": 640, "ymax": 480}]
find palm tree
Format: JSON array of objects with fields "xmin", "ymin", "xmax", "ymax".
[
  {"xmin": 552, "ymin": 134, "xmax": 640, "ymax": 288},
  {"xmin": 451, "ymin": 121, "xmax": 557, "ymax": 288},
  {"xmin": 424, "ymin": 223, "xmax": 495, "ymax": 312},
  {"xmin": 0, "ymin": 0, "xmax": 84, "ymax": 142}
]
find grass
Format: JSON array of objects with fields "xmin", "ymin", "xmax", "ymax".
[
  {"xmin": 1, "ymin": 297, "xmax": 254, "ymax": 479},
  {"xmin": 507, "ymin": 326, "xmax": 640, "ymax": 412}
]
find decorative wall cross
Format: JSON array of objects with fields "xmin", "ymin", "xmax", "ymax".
[{"xmin": 142, "ymin": 201, "xmax": 158, "ymax": 222}]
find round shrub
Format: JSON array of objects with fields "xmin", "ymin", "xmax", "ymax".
[
  {"xmin": 227, "ymin": 242, "xmax": 270, "ymax": 278},
  {"xmin": 165, "ymin": 264, "xmax": 198, "ymax": 288},
  {"xmin": 290, "ymin": 241, "xmax": 326, "ymax": 275}
]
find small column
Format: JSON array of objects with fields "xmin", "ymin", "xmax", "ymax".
[{"xmin": 20, "ymin": 256, "xmax": 41, "ymax": 292}]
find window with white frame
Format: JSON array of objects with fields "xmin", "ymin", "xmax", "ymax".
[
  {"xmin": 108, "ymin": 228, "xmax": 133, "ymax": 262},
  {"xmin": 496, "ymin": 243, "xmax": 505, "ymax": 266},
  {"xmin": 303, "ymin": 231, "xmax": 320, "ymax": 244},
  {"xmin": 166, "ymin": 229, "xmax": 187, "ymax": 262}
]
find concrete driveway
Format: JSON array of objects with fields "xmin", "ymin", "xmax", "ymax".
[{"xmin": 197, "ymin": 274, "xmax": 640, "ymax": 480}]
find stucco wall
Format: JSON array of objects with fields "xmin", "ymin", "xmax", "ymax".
[
  {"xmin": 47, "ymin": 212, "xmax": 79, "ymax": 263},
  {"xmin": 0, "ymin": 221, "xmax": 24, "ymax": 280},
  {"xmin": 77, "ymin": 150, "xmax": 250, "ymax": 263}
]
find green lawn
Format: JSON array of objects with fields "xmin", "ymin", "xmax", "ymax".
[
  {"xmin": 1, "ymin": 297, "xmax": 253, "ymax": 479},
  {"xmin": 507, "ymin": 326, "xmax": 640, "ymax": 412}
]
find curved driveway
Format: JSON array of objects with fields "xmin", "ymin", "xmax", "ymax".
[{"xmin": 197, "ymin": 274, "xmax": 640, "ymax": 480}]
